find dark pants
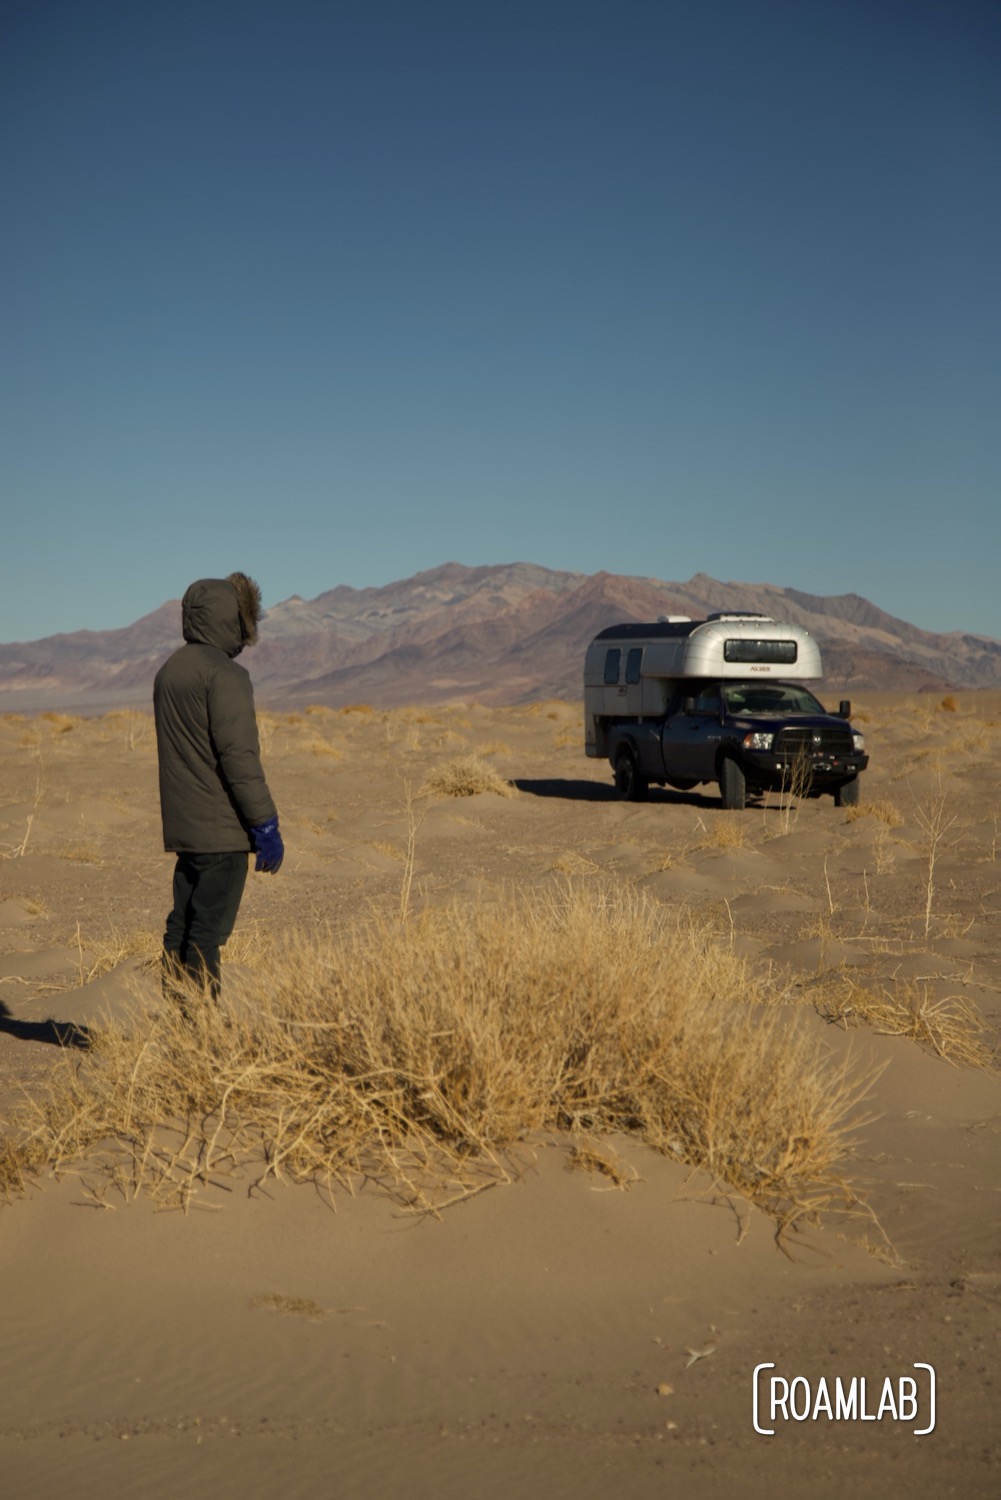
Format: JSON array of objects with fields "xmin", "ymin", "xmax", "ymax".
[{"xmin": 162, "ymin": 851, "xmax": 248, "ymax": 999}]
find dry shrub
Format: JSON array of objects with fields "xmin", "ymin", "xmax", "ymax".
[
  {"xmin": 3, "ymin": 888, "xmax": 879, "ymax": 1241},
  {"xmin": 226, "ymin": 921, "xmax": 273, "ymax": 965},
  {"xmin": 100, "ymin": 710, "xmax": 152, "ymax": 750},
  {"xmin": 814, "ymin": 977, "xmax": 994, "ymax": 1069},
  {"xmin": 304, "ymin": 736, "xmax": 343, "ymax": 760},
  {"xmin": 939, "ymin": 695, "xmax": 959, "ymax": 713},
  {"xmin": 843, "ymin": 797, "xmax": 904, "ymax": 827},
  {"xmin": 568, "ymin": 1140, "xmax": 638, "ymax": 1189},
  {"xmin": 75, "ymin": 925, "xmax": 160, "ymax": 985},
  {"xmin": 522, "ymin": 700, "xmax": 574, "ymax": 720},
  {"xmin": 58, "ymin": 845, "xmax": 106, "ymax": 865},
  {"xmin": 39, "ymin": 712, "xmax": 76, "ymax": 733},
  {"xmin": 0, "ymin": 1136, "xmax": 45, "ymax": 1203},
  {"xmin": 372, "ymin": 840, "xmax": 406, "ymax": 862},
  {"xmin": 950, "ymin": 725, "xmax": 989, "ymax": 754},
  {"xmin": 339, "ymin": 703, "xmax": 375, "ymax": 715},
  {"xmin": 770, "ymin": 748, "xmax": 815, "ymax": 834},
  {"xmin": 392, "ymin": 707, "xmax": 442, "ymax": 726},
  {"xmin": 422, "ymin": 755, "xmax": 515, "ymax": 799},
  {"xmin": 909, "ymin": 777, "xmax": 962, "ymax": 938},
  {"xmin": 251, "ymin": 1293, "xmax": 327, "ymax": 1318},
  {"xmin": 691, "ymin": 815, "xmax": 747, "ymax": 851},
  {"xmin": 550, "ymin": 851, "xmax": 600, "ymax": 875}
]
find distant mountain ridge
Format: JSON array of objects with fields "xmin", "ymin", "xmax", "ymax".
[{"xmin": 1, "ymin": 562, "xmax": 999, "ymax": 712}]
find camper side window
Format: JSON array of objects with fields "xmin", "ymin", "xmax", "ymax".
[
  {"xmin": 603, "ymin": 649, "xmax": 622, "ymax": 685},
  {"xmin": 625, "ymin": 648, "xmax": 643, "ymax": 685}
]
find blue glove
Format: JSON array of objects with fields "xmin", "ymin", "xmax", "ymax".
[{"xmin": 250, "ymin": 816, "xmax": 284, "ymax": 873}]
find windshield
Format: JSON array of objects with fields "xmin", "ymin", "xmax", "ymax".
[{"xmin": 724, "ymin": 684, "xmax": 826, "ymax": 716}]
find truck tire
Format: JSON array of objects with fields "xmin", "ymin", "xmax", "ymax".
[
  {"xmin": 718, "ymin": 757, "xmax": 746, "ymax": 810},
  {"xmin": 614, "ymin": 748, "xmax": 648, "ymax": 802},
  {"xmin": 834, "ymin": 776, "xmax": 860, "ymax": 807}
]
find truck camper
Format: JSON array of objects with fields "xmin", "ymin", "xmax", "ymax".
[{"xmin": 584, "ymin": 614, "xmax": 868, "ymax": 809}]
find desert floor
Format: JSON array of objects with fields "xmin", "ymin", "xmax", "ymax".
[{"xmin": 1, "ymin": 694, "xmax": 999, "ymax": 1499}]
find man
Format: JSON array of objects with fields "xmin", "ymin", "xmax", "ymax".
[{"xmin": 153, "ymin": 572, "xmax": 283, "ymax": 1001}]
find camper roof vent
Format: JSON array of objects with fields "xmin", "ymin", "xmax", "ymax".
[
  {"xmin": 706, "ymin": 611, "xmax": 773, "ymax": 622},
  {"xmin": 657, "ymin": 614, "xmax": 692, "ymax": 623}
]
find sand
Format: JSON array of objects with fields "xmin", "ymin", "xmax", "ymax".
[{"xmin": 1, "ymin": 694, "xmax": 999, "ymax": 1498}]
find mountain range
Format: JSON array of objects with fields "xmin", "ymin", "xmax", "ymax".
[{"xmin": 1, "ymin": 562, "xmax": 999, "ymax": 713}]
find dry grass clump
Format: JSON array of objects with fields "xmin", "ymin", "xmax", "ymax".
[
  {"xmin": 549, "ymin": 851, "xmax": 600, "ymax": 875},
  {"xmin": 843, "ymin": 797, "xmax": 904, "ymax": 827},
  {"xmin": 372, "ymin": 840, "xmax": 406, "ymax": 862},
  {"xmin": 523, "ymin": 700, "xmax": 571, "ymax": 719},
  {"xmin": 72, "ymin": 924, "xmax": 161, "ymax": 986},
  {"xmin": 690, "ymin": 816, "xmax": 747, "ymax": 851},
  {"xmin": 3, "ymin": 888, "xmax": 879, "ymax": 1241},
  {"xmin": 949, "ymin": 724, "xmax": 989, "ymax": 754},
  {"xmin": 39, "ymin": 712, "xmax": 77, "ymax": 733},
  {"xmin": 0, "ymin": 1136, "xmax": 49, "ymax": 1203},
  {"xmin": 304, "ymin": 736, "xmax": 344, "ymax": 760},
  {"xmin": 99, "ymin": 710, "xmax": 152, "ymax": 751},
  {"xmin": 422, "ymin": 755, "xmax": 515, "ymax": 799},
  {"xmin": 251, "ymin": 1293, "xmax": 328, "ymax": 1319},
  {"xmin": 392, "ymin": 707, "xmax": 443, "ymax": 726},
  {"xmin": 568, "ymin": 1140, "xmax": 639, "ymax": 1189},
  {"xmin": 813, "ymin": 977, "xmax": 994, "ymax": 1070},
  {"xmin": 939, "ymin": 695, "xmax": 959, "ymax": 713}
]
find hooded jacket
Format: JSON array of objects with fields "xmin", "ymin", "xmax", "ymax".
[{"xmin": 153, "ymin": 576, "xmax": 277, "ymax": 853}]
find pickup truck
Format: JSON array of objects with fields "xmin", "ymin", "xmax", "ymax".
[{"xmin": 584, "ymin": 616, "xmax": 868, "ymax": 808}]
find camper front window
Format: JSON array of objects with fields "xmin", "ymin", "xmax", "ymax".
[
  {"xmin": 603, "ymin": 649, "xmax": 622, "ymax": 685},
  {"xmin": 723, "ymin": 638, "xmax": 798, "ymax": 664}
]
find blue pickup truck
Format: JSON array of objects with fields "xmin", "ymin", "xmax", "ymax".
[{"xmin": 584, "ymin": 615, "xmax": 869, "ymax": 809}]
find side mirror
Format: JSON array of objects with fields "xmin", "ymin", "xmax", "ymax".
[
  {"xmin": 839, "ymin": 700, "xmax": 851, "ymax": 719},
  {"xmin": 683, "ymin": 697, "xmax": 695, "ymax": 715}
]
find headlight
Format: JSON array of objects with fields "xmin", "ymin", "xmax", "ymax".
[
  {"xmin": 852, "ymin": 733, "xmax": 865, "ymax": 752},
  {"xmin": 742, "ymin": 732, "xmax": 774, "ymax": 750}
]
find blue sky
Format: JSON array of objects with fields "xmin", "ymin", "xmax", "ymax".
[{"xmin": 2, "ymin": 0, "xmax": 998, "ymax": 643}]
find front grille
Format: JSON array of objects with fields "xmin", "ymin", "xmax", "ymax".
[{"xmin": 773, "ymin": 727, "xmax": 854, "ymax": 762}]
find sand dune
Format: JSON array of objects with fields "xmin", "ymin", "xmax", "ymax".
[{"xmin": 1, "ymin": 695, "xmax": 998, "ymax": 1497}]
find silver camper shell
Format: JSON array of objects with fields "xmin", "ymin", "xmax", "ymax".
[{"xmin": 584, "ymin": 615, "xmax": 824, "ymax": 758}]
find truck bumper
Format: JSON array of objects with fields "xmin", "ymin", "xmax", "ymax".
[{"xmin": 743, "ymin": 752, "xmax": 869, "ymax": 791}]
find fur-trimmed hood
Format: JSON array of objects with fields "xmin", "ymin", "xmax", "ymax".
[
  {"xmin": 181, "ymin": 574, "xmax": 263, "ymax": 657},
  {"xmin": 227, "ymin": 571, "xmax": 263, "ymax": 646}
]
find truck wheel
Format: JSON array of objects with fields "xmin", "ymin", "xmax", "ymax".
[
  {"xmin": 718, "ymin": 757, "xmax": 746, "ymax": 810},
  {"xmin": 614, "ymin": 749, "xmax": 648, "ymax": 802},
  {"xmin": 834, "ymin": 777, "xmax": 860, "ymax": 807}
]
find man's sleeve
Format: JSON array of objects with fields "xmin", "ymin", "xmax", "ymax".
[{"xmin": 207, "ymin": 665, "xmax": 278, "ymax": 828}]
